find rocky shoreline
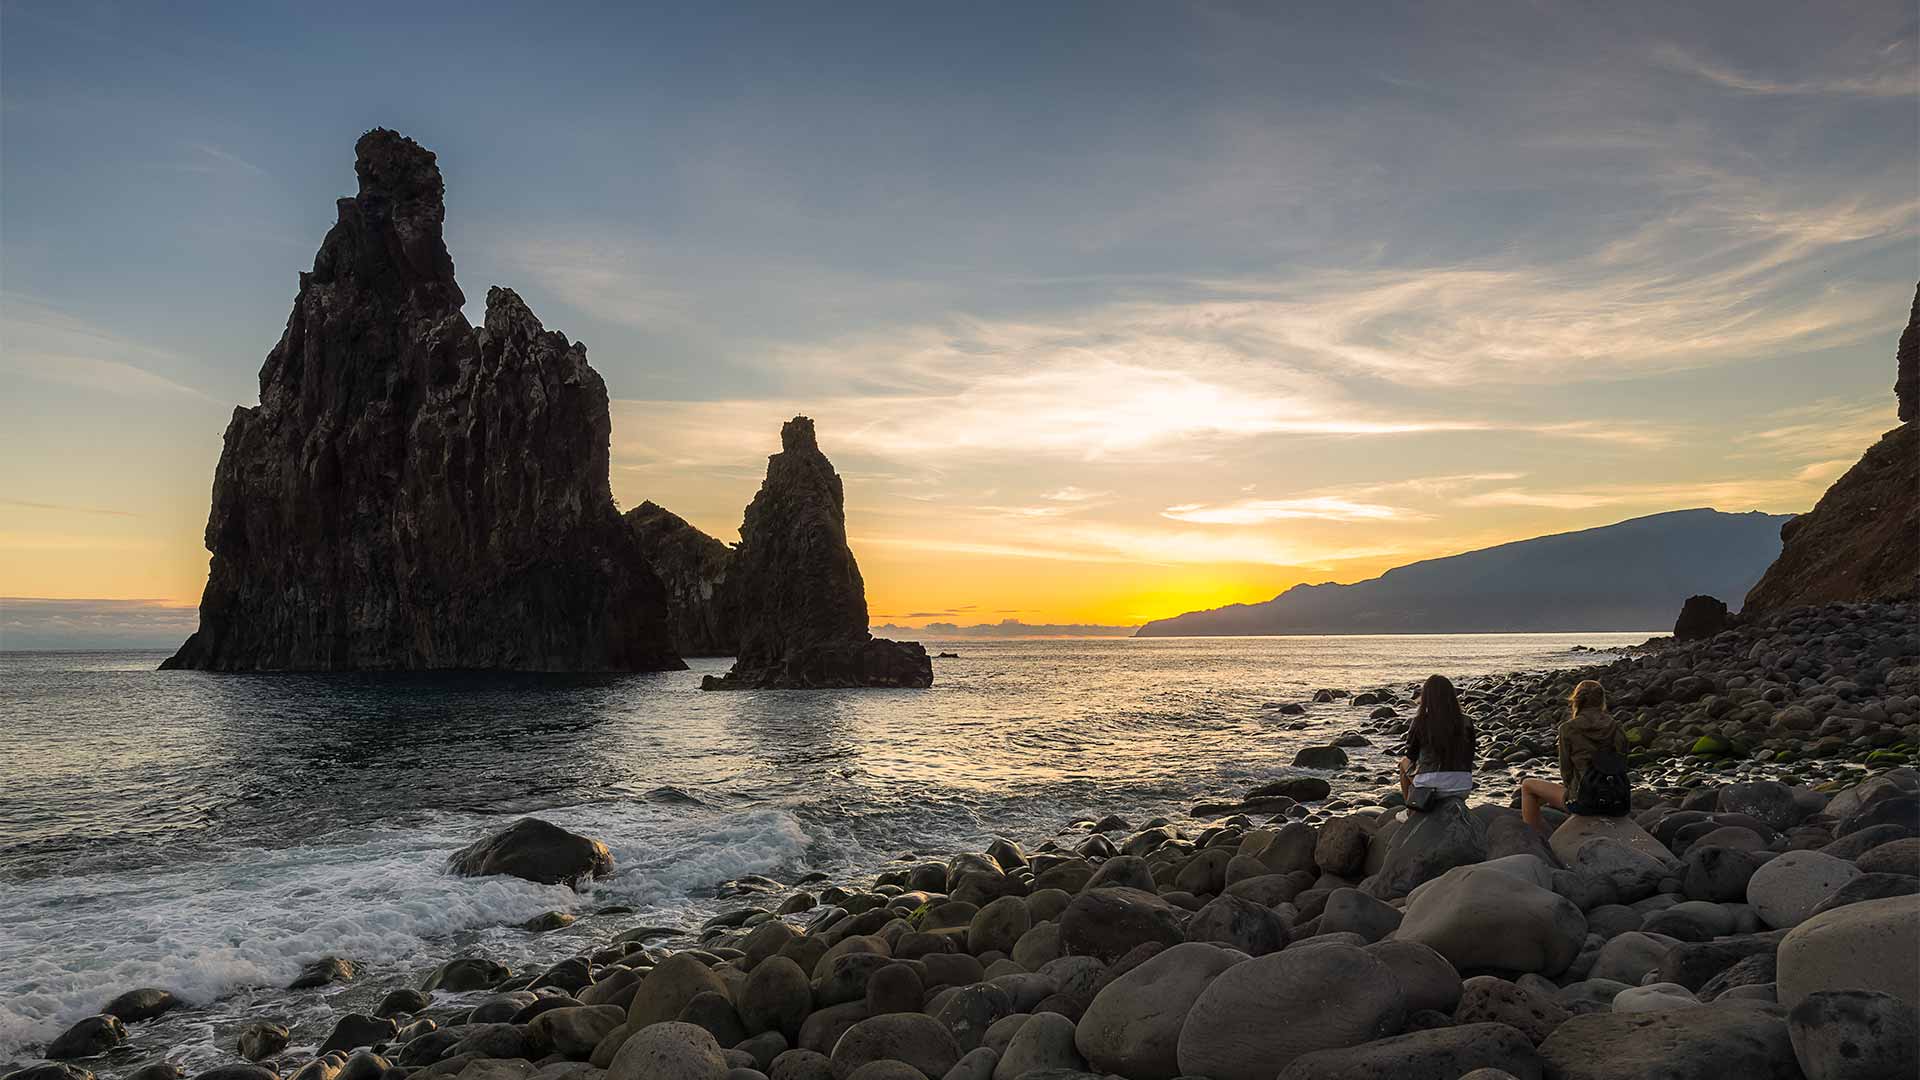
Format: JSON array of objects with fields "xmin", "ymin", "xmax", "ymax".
[{"xmin": 10, "ymin": 600, "xmax": 1916, "ymax": 1080}]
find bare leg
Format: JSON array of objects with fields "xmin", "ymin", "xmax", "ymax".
[
  {"xmin": 1397, "ymin": 757, "xmax": 1414, "ymax": 802},
  {"xmin": 1521, "ymin": 778, "xmax": 1566, "ymax": 836}
]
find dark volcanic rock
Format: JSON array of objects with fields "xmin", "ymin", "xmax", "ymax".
[
  {"xmin": 1672, "ymin": 595, "xmax": 1729, "ymax": 642},
  {"xmin": 624, "ymin": 501, "xmax": 737, "ymax": 657},
  {"xmin": 1899, "ymin": 281, "xmax": 1918, "ymax": 423},
  {"xmin": 1744, "ymin": 288, "xmax": 1919, "ymax": 613},
  {"xmin": 447, "ymin": 817, "xmax": 613, "ymax": 888},
  {"xmin": 161, "ymin": 129, "xmax": 682, "ymax": 672},
  {"xmin": 701, "ymin": 417, "xmax": 932, "ymax": 690}
]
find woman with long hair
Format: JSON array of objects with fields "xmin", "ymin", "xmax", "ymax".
[
  {"xmin": 1521, "ymin": 678, "xmax": 1628, "ymax": 834},
  {"xmin": 1397, "ymin": 674, "xmax": 1476, "ymax": 807}
]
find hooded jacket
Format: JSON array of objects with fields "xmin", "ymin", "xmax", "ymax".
[{"xmin": 1558, "ymin": 706, "xmax": 1625, "ymax": 804}]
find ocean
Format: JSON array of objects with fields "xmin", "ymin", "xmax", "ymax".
[{"xmin": 0, "ymin": 634, "xmax": 1647, "ymax": 1065}]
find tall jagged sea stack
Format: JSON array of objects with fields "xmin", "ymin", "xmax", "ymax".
[
  {"xmin": 163, "ymin": 130, "xmax": 682, "ymax": 671},
  {"xmin": 701, "ymin": 417, "xmax": 932, "ymax": 689}
]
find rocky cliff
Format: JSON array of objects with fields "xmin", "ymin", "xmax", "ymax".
[
  {"xmin": 701, "ymin": 417, "xmax": 931, "ymax": 689},
  {"xmin": 624, "ymin": 501, "xmax": 737, "ymax": 657},
  {"xmin": 1743, "ymin": 285, "xmax": 1919, "ymax": 614},
  {"xmin": 162, "ymin": 129, "xmax": 683, "ymax": 672}
]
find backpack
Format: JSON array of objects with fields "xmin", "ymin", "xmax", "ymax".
[{"xmin": 1570, "ymin": 749, "xmax": 1632, "ymax": 817}]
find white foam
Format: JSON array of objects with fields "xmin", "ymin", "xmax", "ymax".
[{"xmin": 0, "ymin": 803, "xmax": 815, "ymax": 1057}]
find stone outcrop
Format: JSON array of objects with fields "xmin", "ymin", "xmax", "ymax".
[
  {"xmin": 700, "ymin": 417, "xmax": 931, "ymax": 689},
  {"xmin": 1898, "ymin": 282, "xmax": 1917, "ymax": 422},
  {"xmin": 162, "ymin": 130, "xmax": 681, "ymax": 672},
  {"xmin": 446, "ymin": 817, "xmax": 614, "ymax": 889},
  {"xmin": 1672, "ymin": 595, "xmax": 1728, "ymax": 641},
  {"xmin": 623, "ymin": 501, "xmax": 737, "ymax": 657},
  {"xmin": 1743, "ymin": 289, "xmax": 1919, "ymax": 614}
]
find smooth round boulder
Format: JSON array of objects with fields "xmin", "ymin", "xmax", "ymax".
[
  {"xmin": 1748, "ymin": 851, "xmax": 1862, "ymax": 929},
  {"xmin": 933, "ymin": 983, "xmax": 1014, "ymax": 1052},
  {"xmin": 1367, "ymin": 799, "xmax": 1490, "ymax": 900},
  {"xmin": 992, "ymin": 1011, "xmax": 1082, "ymax": 1080},
  {"xmin": 1175, "ymin": 942, "xmax": 1406, "ymax": 1080},
  {"xmin": 768, "ymin": 1049, "xmax": 833, "ymax": 1080},
  {"xmin": 1613, "ymin": 983, "xmax": 1700, "ymax": 1013},
  {"xmin": 609, "ymin": 1021, "xmax": 727, "ymax": 1080},
  {"xmin": 422, "ymin": 956, "xmax": 510, "ymax": 992},
  {"xmin": 1398, "ymin": 865, "xmax": 1587, "ymax": 977},
  {"xmin": 446, "ymin": 817, "xmax": 614, "ymax": 887},
  {"xmin": 236, "ymin": 1021, "xmax": 289, "ymax": 1062},
  {"xmin": 1778, "ymin": 894, "xmax": 1920, "ymax": 1010},
  {"xmin": 1058, "ymin": 888, "xmax": 1183, "ymax": 963},
  {"xmin": 319, "ymin": 1014, "xmax": 398, "ymax": 1055},
  {"xmin": 376, "ymin": 988, "xmax": 434, "ymax": 1017},
  {"xmin": 1719, "ymin": 782, "xmax": 1804, "ymax": 832},
  {"xmin": 1684, "ymin": 846, "xmax": 1766, "ymax": 902},
  {"xmin": 1362, "ymin": 940, "xmax": 1461, "ymax": 1015},
  {"xmin": 1274, "ymin": 1022, "xmax": 1542, "ymax": 1080},
  {"xmin": 740, "ymin": 955, "xmax": 811, "ymax": 1039},
  {"xmin": 968, "ymin": 897, "xmax": 1032, "ymax": 957},
  {"xmin": 1788, "ymin": 990, "xmax": 1920, "ymax": 1080},
  {"xmin": 841, "ymin": 1064, "xmax": 920, "ymax": 1080},
  {"xmin": 1313, "ymin": 818, "xmax": 1369, "ymax": 878},
  {"xmin": 1293, "ymin": 746, "xmax": 1348, "ymax": 769},
  {"xmin": 1538, "ymin": 1005, "xmax": 1801, "ymax": 1080},
  {"xmin": 1184, "ymin": 894, "xmax": 1288, "ymax": 956},
  {"xmin": 531, "ymin": 1005, "xmax": 626, "ymax": 1060},
  {"xmin": 1319, "ymin": 888, "xmax": 1402, "ymax": 943},
  {"xmin": 1076, "ymin": 942, "xmax": 1238, "ymax": 1080},
  {"xmin": 631, "ymin": 953, "xmax": 732, "ymax": 1029},
  {"xmin": 829, "ymin": 1013, "xmax": 962, "ymax": 1080}
]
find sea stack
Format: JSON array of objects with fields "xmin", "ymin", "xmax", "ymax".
[
  {"xmin": 162, "ymin": 129, "xmax": 683, "ymax": 671},
  {"xmin": 1743, "ymin": 283, "xmax": 1920, "ymax": 613},
  {"xmin": 624, "ymin": 500, "xmax": 738, "ymax": 657},
  {"xmin": 701, "ymin": 417, "xmax": 932, "ymax": 689}
]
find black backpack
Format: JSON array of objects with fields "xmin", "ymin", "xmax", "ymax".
[{"xmin": 1570, "ymin": 749, "xmax": 1632, "ymax": 817}]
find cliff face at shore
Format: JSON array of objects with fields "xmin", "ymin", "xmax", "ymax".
[
  {"xmin": 1137, "ymin": 509, "xmax": 1789, "ymax": 636},
  {"xmin": 163, "ymin": 130, "xmax": 683, "ymax": 672},
  {"xmin": 701, "ymin": 417, "xmax": 931, "ymax": 689},
  {"xmin": 1744, "ymin": 284, "xmax": 1920, "ymax": 614},
  {"xmin": 623, "ymin": 501, "xmax": 737, "ymax": 657}
]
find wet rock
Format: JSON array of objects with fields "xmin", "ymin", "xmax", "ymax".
[
  {"xmin": 701, "ymin": 418, "xmax": 931, "ymax": 690},
  {"xmin": 320, "ymin": 1015, "xmax": 399, "ymax": 1055},
  {"xmin": 160, "ymin": 130, "xmax": 680, "ymax": 673},
  {"xmin": 238, "ymin": 1022, "xmax": 291, "ymax": 1061},
  {"xmin": 377, "ymin": 988, "xmax": 434, "ymax": 1017},
  {"xmin": 447, "ymin": 818, "xmax": 613, "ymax": 888},
  {"xmin": 101, "ymin": 988, "xmax": 180, "ymax": 1024},
  {"xmin": 1292, "ymin": 746, "xmax": 1349, "ymax": 770},
  {"xmin": 424, "ymin": 957, "xmax": 510, "ymax": 993},
  {"xmin": 47, "ymin": 1015, "xmax": 128, "ymax": 1059},
  {"xmin": 291, "ymin": 957, "xmax": 358, "ymax": 989}
]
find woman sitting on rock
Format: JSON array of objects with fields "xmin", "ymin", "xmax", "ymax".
[
  {"xmin": 1521, "ymin": 677, "xmax": 1630, "ymax": 834},
  {"xmin": 1397, "ymin": 674, "xmax": 1476, "ymax": 808}
]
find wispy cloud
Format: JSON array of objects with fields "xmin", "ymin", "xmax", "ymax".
[
  {"xmin": 1653, "ymin": 42, "xmax": 1915, "ymax": 99},
  {"xmin": 1161, "ymin": 496, "xmax": 1411, "ymax": 525},
  {"xmin": 0, "ymin": 499, "xmax": 138, "ymax": 518},
  {"xmin": 1, "ymin": 293, "xmax": 218, "ymax": 401}
]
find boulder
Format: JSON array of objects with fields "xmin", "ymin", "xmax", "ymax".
[
  {"xmin": 1363, "ymin": 940, "xmax": 1461, "ymax": 1014},
  {"xmin": 1184, "ymin": 894, "xmax": 1289, "ymax": 955},
  {"xmin": 1748, "ymin": 851, "xmax": 1862, "ymax": 929},
  {"xmin": 992, "ymin": 1012, "xmax": 1082, "ymax": 1080},
  {"xmin": 1549, "ymin": 817, "xmax": 1674, "ymax": 864},
  {"xmin": 700, "ymin": 418, "xmax": 931, "ymax": 690},
  {"xmin": 1788, "ymin": 990, "xmax": 1920, "ymax": 1080},
  {"xmin": 447, "ymin": 818, "xmax": 613, "ymax": 888},
  {"xmin": 934, "ymin": 984, "xmax": 1016, "ymax": 1053},
  {"xmin": 320, "ymin": 1014, "xmax": 399, "ymax": 1055},
  {"xmin": 1083, "ymin": 856, "xmax": 1156, "ymax": 893},
  {"xmin": 1537, "ymin": 1004, "xmax": 1803, "ymax": 1080},
  {"xmin": 1589, "ymin": 932, "xmax": 1682, "ymax": 986},
  {"xmin": 1314, "ymin": 817, "xmax": 1370, "ymax": 878},
  {"xmin": 624, "ymin": 500, "xmax": 738, "ymax": 657},
  {"xmin": 739, "ymin": 956, "xmax": 811, "ymax": 1039},
  {"xmin": 1613, "ymin": 983, "xmax": 1700, "ymax": 1013},
  {"xmin": 1778, "ymin": 894, "xmax": 1920, "ymax": 1010},
  {"xmin": 967, "ymin": 897, "xmax": 1031, "ymax": 957},
  {"xmin": 158, "ymin": 130, "xmax": 681, "ymax": 674},
  {"xmin": 1684, "ymin": 846, "xmax": 1766, "ymax": 903},
  {"xmin": 237, "ymin": 1022, "xmax": 290, "ymax": 1061},
  {"xmin": 1398, "ymin": 865, "xmax": 1587, "ymax": 976},
  {"xmin": 1319, "ymin": 889, "xmax": 1402, "ymax": 943},
  {"xmin": 530, "ymin": 1006, "xmax": 626, "ymax": 1060},
  {"xmin": 630, "ymin": 953, "xmax": 731, "ymax": 1029},
  {"xmin": 1719, "ymin": 782, "xmax": 1806, "ymax": 832},
  {"xmin": 608, "ymin": 1022, "xmax": 727, "ymax": 1080},
  {"xmin": 1275, "ymin": 1022, "xmax": 1543, "ymax": 1080},
  {"xmin": 768, "ymin": 1050, "xmax": 833, "ymax": 1080},
  {"xmin": 1175, "ymin": 942, "xmax": 1406, "ymax": 1080},
  {"xmin": 1672, "ymin": 595, "xmax": 1729, "ymax": 642},
  {"xmin": 423, "ymin": 957, "xmax": 509, "ymax": 992},
  {"xmin": 1075, "ymin": 942, "xmax": 1237, "ymax": 1080},
  {"xmin": 1854, "ymin": 838, "xmax": 1920, "ymax": 876},
  {"xmin": 101, "ymin": 988, "xmax": 180, "ymax": 1023},
  {"xmin": 1058, "ymin": 888, "xmax": 1183, "ymax": 963},
  {"xmin": 1454, "ymin": 977, "xmax": 1569, "ymax": 1045},
  {"xmin": 829, "ymin": 1013, "xmax": 962, "ymax": 1080},
  {"xmin": 1367, "ymin": 798, "xmax": 1489, "ymax": 899},
  {"xmin": 1292, "ymin": 746, "xmax": 1349, "ymax": 769},
  {"xmin": 47, "ymin": 1016, "xmax": 128, "ymax": 1059}
]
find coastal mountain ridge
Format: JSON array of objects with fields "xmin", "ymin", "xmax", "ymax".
[{"xmin": 1134, "ymin": 508, "xmax": 1791, "ymax": 637}]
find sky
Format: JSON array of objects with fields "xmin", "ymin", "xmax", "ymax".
[{"xmin": 2, "ymin": 1, "xmax": 1916, "ymax": 647}]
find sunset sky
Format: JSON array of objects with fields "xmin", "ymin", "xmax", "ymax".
[{"xmin": 2, "ymin": 1, "xmax": 1915, "ymax": 646}]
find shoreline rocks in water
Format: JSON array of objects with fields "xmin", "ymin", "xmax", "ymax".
[
  {"xmin": 446, "ymin": 819, "xmax": 615, "ymax": 890},
  {"xmin": 14, "ymin": 600, "xmax": 1916, "ymax": 1080},
  {"xmin": 159, "ymin": 129, "xmax": 683, "ymax": 673},
  {"xmin": 701, "ymin": 417, "xmax": 932, "ymax": 690}
]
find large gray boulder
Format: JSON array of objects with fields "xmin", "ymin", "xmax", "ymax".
[
  {"xmin": 1366, "ymin": 798, "xmax": 1489, "ymax": 900},
  {"xmin": 1537, "ymin": 1004, "xmax": 1803, "ymax": 1080},
  {"xmin": 1075, "ymin": 942, "xmax": 1238, "ymax": 1080},
  {"xmin": 1184, "ymin": 894, "xmax": 1289, "ymax": 955},
  {"xmin": 1275, "ymin": 1022, "xmax": 1543, "ymax": 1080},
  {"xmin": 1175, "ymin": 942, "xmax": 1405, "ymax": 1080},
  {"xmin": 1788, "ymin": 990, "xmax": 1920, "ymax": 1080},
  {"xmin": 629, "ymin": 953, "xmax": 731, "ymax": 1029},
  {"xmin": 607, "ymin": 1021, "xmax": 727, "ymax": 1080},
  {"xmin": 1748, "ymin": 851, "xmax": 1862, "ymax": 929},
  {"xmin": 1777, "ymin": 894, "xmax": 1920, "ymax": 1010},
  {"xmin": 829, "ymin": 1013, "xmax": 962, "ymax": 1080},
  {"xmin": 447, "ymin": 818, "xmax": 613, "ymax": 888},
  {"xmin": 1058, "ymin": 888, "xmax": 1183, "ymax": 962},
  {"xmin": 1397, "ymin": 864, "xmax": 1587, "ymax": 977},
  {"xmin": 1363, "ymin": 940, "xmax": 1462, "ymax": 1014},
  {"xmin": 992, "ymin": 1011, "xmax": 1083, "ymax": 1080}
]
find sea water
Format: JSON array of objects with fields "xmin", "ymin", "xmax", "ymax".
[{"xmin": 0, "ymin": 634, "xmax": 1646, "ymax": 1063}]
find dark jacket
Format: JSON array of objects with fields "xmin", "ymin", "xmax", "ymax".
[
  {"xmin": 1405, "ymin": 720, "xmax": 1476, "ymax": 776},
  {"xmin": 1558, "ymin": 706, "xmax": 1625, "ymax": 804}
]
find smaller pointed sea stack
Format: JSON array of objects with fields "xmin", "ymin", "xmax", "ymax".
[
  {"xmin": 701, "ymin": 417, "xmax": 932, "ymax": 689},
  {"xmin": 625, "ymin": 501, "xmax": 738, "ymax": 657}
]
